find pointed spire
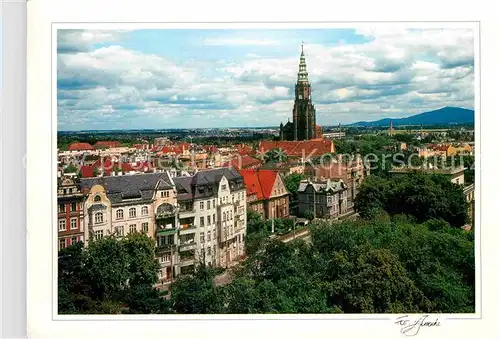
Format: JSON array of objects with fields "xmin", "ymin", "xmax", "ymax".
[{"xmin": 297, "ymin": 42, "xmax": 309, "ymax": 83}]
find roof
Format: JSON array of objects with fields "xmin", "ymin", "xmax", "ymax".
[
  {"xmin": 223, "ymin": 155, "xmax": 262, "ymax": 169},
  {"xmin": 239, "ymin": 169, "xmax": 286, "ymax": 200},
  {"xmin": 80, "ymin": 172, "xmax": 175, "ymax": 205},
  {"xmin": 68, "ymin": 142, "xmax": 94, "ymax": 151},
  {"xmin": 298, "ymin": 179, "xmax": 346, "ymax": 194},
  {"xmin": 94, "ymin": 141, "xmax": 120, "ymax": 148},
  {"xmin": 173, "ymin": 167, "xmax": 245, "ymax": 201},
  {"xmin": 259, "ymin": 140, "xmax": 334, "ymax": 157}
]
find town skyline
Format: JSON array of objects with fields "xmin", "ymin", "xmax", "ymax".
[{"xmin": 58, "ymin": 28, "xmax": 474, "ymax": 131}]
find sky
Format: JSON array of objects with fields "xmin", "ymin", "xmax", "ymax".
[{"xmin": 57, "ymin": 28, "xmax": 474, "ymax": 131}]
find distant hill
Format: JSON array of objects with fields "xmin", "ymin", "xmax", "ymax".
[{"xmin": 349, "ymin": 107, "xmax": 474, "ymax": 127}]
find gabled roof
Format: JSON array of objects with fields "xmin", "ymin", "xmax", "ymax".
[
  {"xmin": 80, "ymin": 172, "xmax": 174, "ymax": 205},
  {"xmin": 173, "ymin": 167, "xmax": 244, "ymax": 201},
  {"xmin": 239, "ymin": 169, "xmax": 286, "ymax": 200}
]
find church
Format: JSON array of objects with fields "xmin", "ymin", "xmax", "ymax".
[{"xmin": 279, "ymin": 44, "xmax": 322, "ymax": 141}]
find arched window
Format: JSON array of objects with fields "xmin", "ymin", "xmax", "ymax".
[
  {"xmin": 141, "ymin": 206, "xmax": 148, "ymax": 216},
  {"xmin": 129, "ymin": 207, "xmax": 136, "ymax": 218},
  {"xmin": 95, "ymin": 212, "xmax": 103, "ymax": 224},
  {"xmin": 116, "ymin": 209, "xmax": 124, "ymax": 219},
  {"xmin": 94, "ymin": 195, "xmax": 101, "ymax": 202}
]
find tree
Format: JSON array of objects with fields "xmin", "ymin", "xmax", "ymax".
[
  {"xmin": 58, "ymin": 233, "xmax": 165, "ymax": 314},
  {"xmin": 169, "ymin": 264, "xmax": 225, "ymax": 314},
  {"xmin": 355, "ymin": 172, "xmax": 468, "ymax": 227},
  {"xmin": 304, "ymin": 210, "xmax": 315, "ymax": 221}
]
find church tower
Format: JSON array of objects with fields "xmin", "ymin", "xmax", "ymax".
[
  {"xmin": 293, "ymin": 43, "xmax": 316, "ymax": 140},
  {"xmin": 280, "ymin": 43, "xmax": 318, "ymax": 141}
]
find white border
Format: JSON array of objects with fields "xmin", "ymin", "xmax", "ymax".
[
  {"xmin": 1, "ymin": 1, "xmax": 27, "ymax": 339},
  {"xmin": 51, "ymin": 21, "xmax": 481, "ymax": 323},
  {"xmin": 27, "ymin": 0, "xmax": 500, "ymax": 338}
]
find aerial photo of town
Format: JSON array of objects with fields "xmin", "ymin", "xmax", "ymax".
[{"xmin": 57, "ymin": 27, "xmax": 475, "ymax": 315}]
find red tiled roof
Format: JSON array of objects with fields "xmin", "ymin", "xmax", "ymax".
[
  {"xmin": 80, "ymin": 165, "xmax": 95, "ymax": 178},
  {"xmin": 94, "ymin": 141, "xmax": 120, "ymax": 148},
  {"xmin": 239, "ymin": 169, "xmax": 281, "ymax": 200},
  {"xmin": 223, "ymin": 155, "xmax": 262, "ymax": 170},
  {"xmin": 133, "ymin": 143, "xmax": 149, "ymax": 150},
  {"xmin": 433, "ymin": 145, "xmax": 449, "ymax": 152},
  {"xmin": 68, "ymin": 142, "xmax": 94, "ymax": 151},
  {"xmin": 258, "ymin": 140, "xmax": 334, "ymax": 157}
]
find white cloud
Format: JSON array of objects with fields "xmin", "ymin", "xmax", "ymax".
[
  {"xmin": 204, "ymin": 38, "xmax": 280, "ymax": 46},
  {"xmin": 57, "ymin": 28, "xmax": 474, "ymax": 129}
]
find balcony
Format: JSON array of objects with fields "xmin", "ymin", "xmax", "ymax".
[
  {"xmin": 179, "ymin": 241, "xmax": 197, "ymax": 251},
  {"xmin": 179, "ymin": 223, "xmax": 197, "ymax": 235},
  {"xmin": 156, "ymin": 243, "xmax": 177, "ymax": 253},
  {"xmin": 156, "ymin": 227, "xmax": 177, "ymax": 236},
  {"xmin": 178, "ymin": 204, "xmax": 196, "ymax": 217},
  {"xmin": 180, "ymin": 257, "xmax": 195, "ymax": 267}
]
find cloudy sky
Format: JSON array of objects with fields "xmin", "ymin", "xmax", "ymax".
[{"xmin": 57, "ymin": 28, "xmax": 474, "ymax": 131}]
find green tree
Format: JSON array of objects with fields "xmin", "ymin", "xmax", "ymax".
[{"xmin": 355, "ymin": 172, "xmax": 468, "ymax": 227}]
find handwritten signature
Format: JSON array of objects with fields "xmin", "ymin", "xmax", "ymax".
[{"xmin": 394, "ymin": 315, "xmax": 441, "ymax": 336}]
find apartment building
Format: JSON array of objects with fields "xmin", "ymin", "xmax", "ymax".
[
  {"xmin": 57, "ymin": 176, "xmax": 85, "ymax": 250},
  {"xmin": 79, "ymin": 172, "xmax": 180, "ymax": 282},
  {"xmin": 297, "ymin": 179, "xmax": 349, "ymax": 219},
  {"xmin": 173, "ymin": 167, "xmax": 247, "ymax": 271}
]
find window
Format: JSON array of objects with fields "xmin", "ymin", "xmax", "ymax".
[
  {"xmin": 213, "ymin": 199, "xmax": 215, "ymax": 207},
  {"xmin": 129, "ymin": 208, "xmax": 136, "ymax": 218},
  {"xmin": 70, "ymin": 218, "xmax": 77, "ymax": 230},
  {"xmin": 129, "ymin": 224, "xmax": 137, "ymax": 233},
  {"xmin": 200, "ymin": 201, "xmax": 204, "ymax": 210},
  {"xmin": 159, "ymin": 269, "xmax": 164, "ymax": 278},
  {"xmin": 200, "ymin": 232, "xmax": 205, "ymax": 243},
  {"xmin": 213, "ymin": 214, "xmax": 216, "ymax": 223},
  {"xmin": 207, "ymin": 231, "xmax": 211, "ymax": 241},
  {"xmin": 222, "ymin": 184, "xmax": 227, "ymax": 190},
  {"xmin": 116, "ymin": 209, "xmax": 124, "ymax": 219},
  {"xmin": 207, "ymin": 215, "xmax": 211, "ymax": 225},
  {"xmin": 58, "ymin": 204, "xmax": 65, "ymax": 213},
  {"xmin": 213, "ymin": 245, "xmax": 216, "ymax": 256},
  {"xmin": 70, "ymin": 202, "xmax": 77, "ymax": 212},
  {"xmin": 94, "ymin": 195, "xmax": 101, "ymax": 202},
  {"xmin": 207, "ymin": 246, "xmax": 211, "ymax": 255},
  {"xmin": 59, "ymin": 239, "xmax": 65, "ymax": 250},
  {"xmin": 200, "ymin": 216, "xmax": 205, "ymax": 227},
  {"xmin": 58, "ymin": 219, "xmax": 66, "ymax": 231},
  {"xmin": 167, "ymin": 190, "xmax": 170, "ymax": 197},
  {"xmin": 142, "ymin": 222, "xmax": 149, "ymax": 233},
  {"xmin": 141, "ymin": 206, "xmax": 148, "ymax": 216},
  {"xmin": 71, "ymin": 237, "xmax": 78, "ymax": 245},
  {"xmin": 207, "ymin": 201, "xmax": 211, "ymax": 209},
  {"xmin": 95, "ymin": 212, "xmax": 103, "ymax": 224},
  {"xmin": 230, "ymin": 210, "xmax": 233, "ymax": 220},
  {"xmin": 94, "ymin": 230, "xmax": 104, "ymax": 240},
  {"xmin": 161, "ymin": 191, "xmax": 166, "ymax": 198},
  {"xmin": 116, "ymin": 226, "xmax": 124, "ymax": 237},
  {"xmin": 201, "ymin": 248, "xmax": 205, "ymax": 258}
]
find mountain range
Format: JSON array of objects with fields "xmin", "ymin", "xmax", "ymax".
[{"xmin": 348, "ymin": 107, "xmax": 474, "ymax": 127}]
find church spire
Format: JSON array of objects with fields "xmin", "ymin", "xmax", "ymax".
[{"xmin": 297, "ymin": 41, "xmax": 309, "ymax": 83}]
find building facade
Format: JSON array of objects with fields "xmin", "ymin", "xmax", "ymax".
[
  {"xmin": 280, "ymin": 44, "xmax": 317, "ymax": 141},
  {"xmin": 173, "ymin": 167, "xmax": 247, "ymax": 270},
  {"xmin": 239, "ymin": 169, "xmax": 290, "ymax": 220},
  {"xmin": 297, "ymin": 179, "xmax": 349, "ymax": 219},
  {"xmin": 57, "ymin": 176, "xmax": 85, "ymax": 250}
]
